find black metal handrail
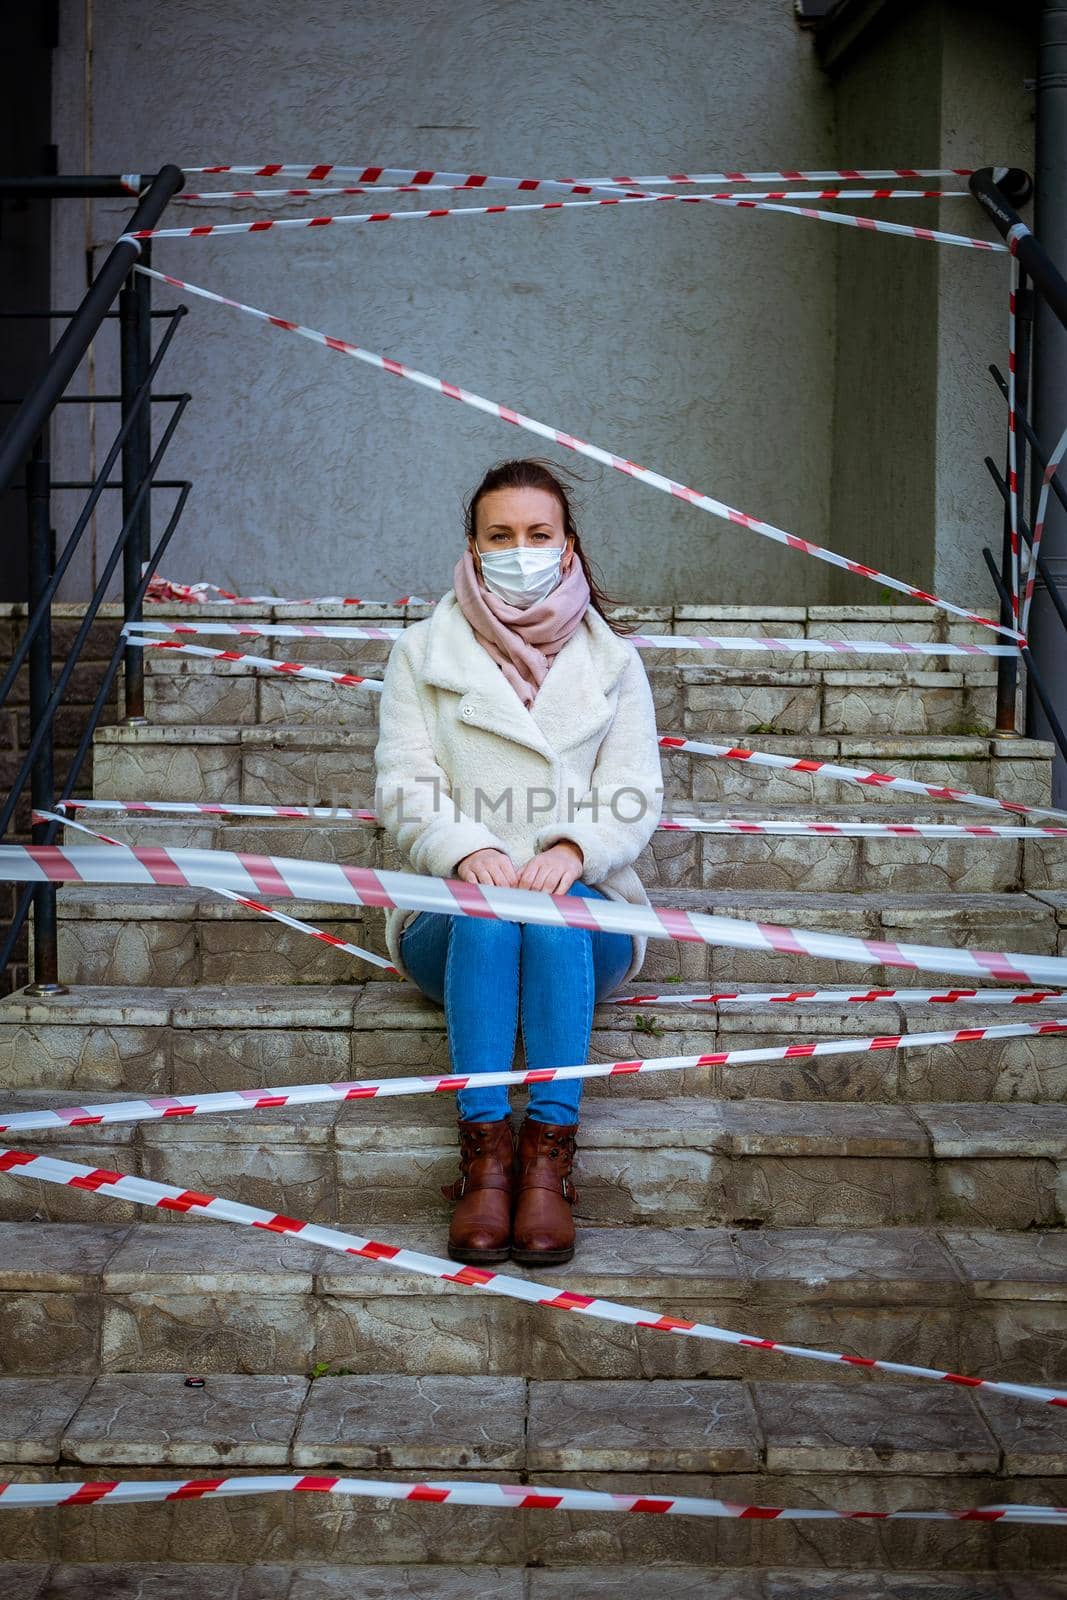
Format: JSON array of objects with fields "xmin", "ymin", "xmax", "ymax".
[
  {"xmin": 970, "ymin": 168, "xmax": 1067, "ymax": 326},
  {"xmin": 969, "ymin": 167, "xmax": 1067, "ymax": 776},
  {"xmin": 0, "ymin": 168, "xmax": 183, "ymax": 492},
  {"xmin": 0, "ymin": 165, "xmax": 190, "ymax": 993}
]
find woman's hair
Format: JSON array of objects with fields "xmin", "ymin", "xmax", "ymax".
[{"xmin": 463, "ymin": 456, "xmax": 637, "ymax": 636}]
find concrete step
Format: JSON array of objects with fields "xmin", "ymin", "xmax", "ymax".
[
  {"xmin": 4, "ymin": 1090, "xmax": 1065, "ymax": 1231},
  {"xmin": 54, "ymin": 802, "xmax": 1067, "ymax": 895},
  {"xmin": 4, "ymin": 983, "xmax": 1064, "ymax": 1104},
  {"xmin": 4, "ymin": 1567, "xmax": 1063, "ymax": 1600},
  {"xmin": 89, "ymin": 725, "xmax": 1054, "ymax": 812},
  {"xmin": 3, "ymin": 1217, "xmax": 1065, "ymax": 1383},
  {"xmin": 3, "ymin": 1372, "xmax": 1065, "ymax": 1569},
  {"xmin": 124, "ymin": 601, "xmax": 1010, "ymax": 680},
  {"xmin": 46, "ymin": 884, "xmax": 1067, "ymax": 988},
  {"xmin": 132, "ymin": 651, "xmax": 1001, "ymax": 737}
]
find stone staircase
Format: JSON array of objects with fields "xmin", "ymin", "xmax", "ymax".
[{"xmin": 2, "ymin": 601, "xmax": 1066, "ymax": 1596}]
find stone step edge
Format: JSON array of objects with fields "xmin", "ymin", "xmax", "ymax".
[
  {"xmin": 5, "ymin": 1371, "xmax": 1067, "ymax": 1478},
  {"xmin": 89, "ymin": 723, "xmax": 1052, "ymax": 759},
  {"xmin": 3, "ymin": 1220, "xmax": 1064, "ymax": 1303},
  {"xmin": 2, "ymin": 980, "xmax": 1061, "ymax": 1029},
  {"xmin": 6, "ymin": 1091, "xmax": 1067, "ymax": 1161},
  {"xmin": 43, "ymin": 887, "xmax": 1067, "ymax": 925},
  {"xmin": 0, "ymin": 1567, "xmax": 1056, "ymax": 1600}
]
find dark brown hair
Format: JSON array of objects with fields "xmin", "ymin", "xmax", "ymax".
[{"xmin": 463, "ymin": 457, "xmax": 637, "ymax": 636}]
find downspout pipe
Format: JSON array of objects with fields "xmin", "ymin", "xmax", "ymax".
[{"xmin": 1032, "ymin": 0, "xmax": 1067, "ymax": 803}]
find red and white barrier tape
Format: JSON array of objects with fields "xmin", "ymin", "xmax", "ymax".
[
  {"xmin": 179, "ymin": 185, "xmax": 971, "ymax": 203},
  {"xmin": 185, "ymin": 164, "xmax": 978, "ymax": 183},
  {"xmin": 661, "ymin": 737, "xmax": 1067, "ymax": 826},
  {"xmin": 133, "ymin": 264, "xmax": 1020, "ymax": 641},
  {"xmin": 43, "ymin": 812, "xmax": 1067, "ymax": 998},
  {"xmin": 128, "ymin": 192, "xmax": 678, "ymax": 240},
  {"xmin": 1, "ymin": 1143, "xmax": 1063, "ymax": 1407},
  {"xmin": 46, "ymin": 799, "xmax": 1067, "ymax": 840},
  {"xmin": 1021, "ymin": 422, "xmax": 1067, "ymax": 637},
  {"xmin": 34, "ymin": 812, "xmax": 397, "ymax": 976},
  {"xmin": 659, "ymin": 816, "xmax": 1067, "ymax": 838},
  {"xmin": 126, "ymin": 618, "xmax": 1021, "ymax": 659},
  {"xmin": 577, "ymin": 168, "xmax": 981, "ymax": 185},
  {"xmin": 4, "ymin": 843, "xmax": 1067, "ymax": 984},
  {"xmin": 5, "ymin": 1015, "xmax": 1066, "ymax": 1136},
  {"xmin": 180, "ymin": 183, "xmax": 466, "ymax": 199},
  {"xmin": 617, "ymin": 985, "xmax": 1067, "ymax": 1007},
  {"xmin": 125, "ymin": 189, "xmax": 1004, "ymax": 255},
  {"xmin": 1, "ymin": 1473, "xmax": 1061, "ymax": 1523},
  {"xmin": 126, "ymin": 636, "xmax": 383, "ymax": 690},
  {"xmin": 145, "ymin": 576, "xmax": 432, "ymax": 605},
  {"xmin": 55, "ymin": 798, "xmax": 379, "ymax": 822},
  {"xmin": 703, "ymin": 194, "xmax": 1002, "ymax": 253}
]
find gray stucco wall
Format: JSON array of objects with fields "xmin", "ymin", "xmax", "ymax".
[
  {"xmin": 828, "ymin": 0, "xmax": 1036, "ymax": 606},
  {"xmin": 49, "ymin": 0, "xmax": 1034, "ymax": 612},
  {"xmin": 51, "ymin": 0, "xmax": 839, "ymax": 606}
]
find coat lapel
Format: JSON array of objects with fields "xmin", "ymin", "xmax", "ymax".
[{"xmin": 419, "ymin": 590, "xmax": 632, "ymax": 760}]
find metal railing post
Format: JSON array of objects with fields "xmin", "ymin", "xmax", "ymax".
[
  {"xmin": 24, "ymin": 437, "xmax": 67, "ymax": 995},
  {"xmin": 996, "ymin": 274, "xmax": 1033, "ymax": 733},
  {"xmin": 120, "ymin": 239, "xmax": 152, "ymax": 722}
]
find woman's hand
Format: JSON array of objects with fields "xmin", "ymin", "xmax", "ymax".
[
  {"xmin": 455, "ymin": 847, "xmax": 519, "ymax": 886},
  {"xmin": 516, "ymin": 840, "xmax": 585, "ymax": 894}
]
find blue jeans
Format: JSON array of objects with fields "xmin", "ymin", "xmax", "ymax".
[{"xmin": 398, "ymin": 880, "xmax": 634, "ymax": 1125}]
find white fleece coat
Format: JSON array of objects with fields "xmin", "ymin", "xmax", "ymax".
[{"xmin": 373, "ymin": 588, "xmax": 665, "ymax": 984}]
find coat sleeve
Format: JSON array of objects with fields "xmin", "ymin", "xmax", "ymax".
[
  {"xmin": 532, "ymin": 644, "xmax": 664, "ymax": 882},
  {"xmin": 374, "ymin": 631, "xmax": 512, "ymax": 879}
]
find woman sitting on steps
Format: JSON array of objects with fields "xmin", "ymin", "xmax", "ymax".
[{"xmin": 373, "ymin": 456, "xmax": 665, "ymax": 1267}]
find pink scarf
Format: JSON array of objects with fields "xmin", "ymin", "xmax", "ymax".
[{"xmin": 451, "ymin": 547, "xmax": 591, "ymax": 709}]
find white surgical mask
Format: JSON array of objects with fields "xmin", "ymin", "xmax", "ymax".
[{"xmin": 477, "ymin": 545, "xmax": 565, "ymax": 608}]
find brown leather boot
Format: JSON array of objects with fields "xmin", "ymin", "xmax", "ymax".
[
  {"xmin": 510, "ymin": 1116, "xmax": 579, "ymax": 1266},
  {"xmin": 441, "ymin": 1118, "xmax": 515, "ymax": 1265}
]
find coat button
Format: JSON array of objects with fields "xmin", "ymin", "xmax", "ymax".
[{"xmin": 461, "ymin": 705, "xmax": 474, "ymax": 719}]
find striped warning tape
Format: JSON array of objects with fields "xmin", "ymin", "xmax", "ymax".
[
  {"xmin": 1, "ymin": 1473, "xmax": 1062, "ymax": 1522},
  {"xmin": 660, "ymin": 737, "xmax": 1067, "ymax": 826},
  {"xmin": 1021, "ymin": 422, "xmax": 1067, "ymax": 637},
  {"xmin": 616, "ymin": 986, "xmax": 1067, "ymax": 1007},
  {"xmin": 4, "ymin": 842, "xmax": 1067, "ymax": 985},
  {"xmin": 133, "ymin": 264, "xmax": 1021, "ymax": 641},
  {"xmin": 5, "ymin": 1016, "xmax": 1065, "ymax": 1135},
  {"xmin": 1, "ymin": 1143, "xmax": 1063, "ymax": 1407},
  {"xmin": 45, "ymin": 797, "xmax": 1067, "ymax": 840},
  {"xmin": 126, "ymin": 636, "xmax": 384, "ymax": 689},
  {"xmin": 124, "ymin": 189, "xmax": 1004, "ymax": 255},
  {"xmin": 39, "ymin": 808, "xmax": 1066, "ymax": 996},
  {"xmin": 34, "ymin": 811, "xmax": 396, "ymax": 976},
  {"xmin": 177, "ymin": 185, "xmax": 972, "ymax": 203},
  {"xmin": 184, "ymin": 164, "xmax": 979, "ymax": 183},
  {"xmin": 35, "ymin": 817, "xmax": 1067, "ymax": 999},
  {"xmin": 145, "ymin": 576, "xmax": 432, "ymax": 605},
  {"xmin": 125, "ymin": 618, "xmax": 1021, "ymax": 659}
]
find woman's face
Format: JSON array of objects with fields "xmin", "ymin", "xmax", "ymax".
[{"xmin": 471, "ymin": 486, "xmax": 575, "ymax": 570}]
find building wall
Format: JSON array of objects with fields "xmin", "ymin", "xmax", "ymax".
[
  {"xmin": 51, "ymin": 0, "xmax": 839, "ymax": 606},
  {"xmin": 828, "ymin": 4, "xmax": 943, "ymax": 601},
  {"xmin": 933, "ymin": 0, "xmax": 1038, "ymax": 604},
  {"xmin": 828, "ymin": 0, "xmax": 1037, "ymax": 606},
  {"xmin": 49, "ymin": 0, "xmax": 1035, "ymax": 610}
]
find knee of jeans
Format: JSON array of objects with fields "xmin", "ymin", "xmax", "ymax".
[
  {"xmin": 521, "ymin": 917, "xmax": 594, "ymax": 953},
  {"xmin": 450, "ymin": 913, "xmax": 520, "ymax": 948}
]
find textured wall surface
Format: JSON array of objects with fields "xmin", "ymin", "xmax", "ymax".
[
  {"xmin": 933, "ymin": 1, "xmax": 1038, "ymax": 604},
  {"xmin": 829, "ymin": 5, "xmax": 942, "ymax": 598},
  {"xmin": 829, "ymin": 1, "xmax": 1036, "ymax": 606},
  {"xmin": 51, "ymin": 0, "xmax": 839, "ymax": 605},
  {"xmin": 49, "ymin": 0, "xmax": 1034, "ymax": 610}
]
